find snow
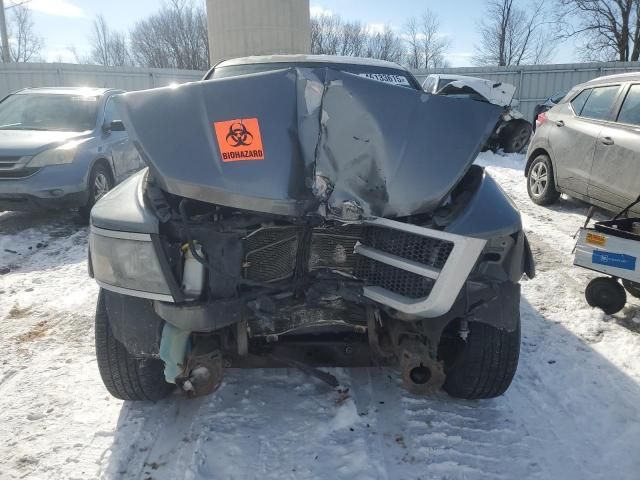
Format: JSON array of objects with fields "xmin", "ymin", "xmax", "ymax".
[{"xmin": 2, "ymin": 153, "xmax": 640, "ymax": 479}]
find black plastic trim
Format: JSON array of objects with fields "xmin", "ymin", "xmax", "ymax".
[{"xmin": 150, "ymin": 233, "xmax": 185, "ymax": 303}]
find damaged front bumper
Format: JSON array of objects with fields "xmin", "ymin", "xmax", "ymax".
[{"xmin": 90, "ymin": 214, "xmax": 487, "ymax": 322}]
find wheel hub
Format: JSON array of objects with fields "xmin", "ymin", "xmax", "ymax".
[
  {"xmin": 529, "ymin": 162, "xmax": 548, "ymax": 197},
  {"xmin": 94, "ymin": 173, "xmax": 110, "ymax": 201}
]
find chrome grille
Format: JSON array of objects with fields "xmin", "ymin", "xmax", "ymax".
[
  {"xmin": 355, "ymin": 257, "xmax": 435, "ymax": 299},
  {"xmin": 0, "ymin": 167, "xmax": 40, "ymax": 179},
  {"xmin": 309, "ymin": 225, "xmax": 363, "ymax": 272},
  {"xmin": 360, "ymin": 227, "xmax": 453, "ymax": 269},
  {"xmin": 0, "ymin": 156, "xmax": 22, "ymax": 169},
  {"xmin": 243, "ymin": 226, "xmax": 299, "ymax": 283}
]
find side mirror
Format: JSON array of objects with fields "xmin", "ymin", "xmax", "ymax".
[{"xmin": 103, "ymin": 120, "xmax": 125, "ymax": 133}]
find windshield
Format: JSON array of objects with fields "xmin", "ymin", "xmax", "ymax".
[
  {"xmin": 0, "ymin": 93, "xmax": 100, "ymax": 131},
  {"xmin": 208, "ymin": 62, "xmax": 420, "ymax": 89}
]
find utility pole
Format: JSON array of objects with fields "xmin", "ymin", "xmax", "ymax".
[{"xmin": 0, "ymin": 0, "xmax": 10, "ymax": 63}]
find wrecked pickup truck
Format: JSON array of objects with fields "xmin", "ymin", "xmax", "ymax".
[
  {"xmin": 423, "ymin": 73, "xmax": 533, "ymax": 153},
  {"xmin": 88, "ymin": 55, "xmax": 534, "ymax": 401}
]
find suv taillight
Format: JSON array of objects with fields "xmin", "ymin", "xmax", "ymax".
[{"xmin": 536, "ymin": 112, "xmax": 547, "ymax": 127}]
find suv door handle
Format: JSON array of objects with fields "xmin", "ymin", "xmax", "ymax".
[{"xmin": 601, "ymin": 136, "xmax": 614, "ymax": 146}]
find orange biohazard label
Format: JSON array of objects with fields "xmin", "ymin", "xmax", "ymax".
[
  {"xmin": 213, "ymin": 117, "xmax": 264, "ymax": 162},
  {"xmin": 586, "ymin": 232, "xmax": 607, "ymax": 247}
]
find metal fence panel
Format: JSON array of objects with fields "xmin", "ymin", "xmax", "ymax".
[
  {"xmin": 1, "ymin": 61, "xmax": 639, "ymax": 127},
  {"xmin": 0, "ymin": 63, "xmax": 204, "ymax": 98},
  {"xmin": 413, "ymin": 61, "xmax": 640, "ymax": 122}
]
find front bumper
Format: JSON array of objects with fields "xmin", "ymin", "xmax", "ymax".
[
  {"xmin": 0, "ymin": 164, "xmax": 89, "ymax": 211},
  {"xmin": 90, "ymin": 216, "xmax": 487, "ymax": 322}
]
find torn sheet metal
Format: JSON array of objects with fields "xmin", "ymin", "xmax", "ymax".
[
  {"xmin": 115, "ymin": 67, "xmax": 502, "ymax": 219},
  {"xmin": 437, "ymin": 77, "xmax": 516, "ymax": 107}
]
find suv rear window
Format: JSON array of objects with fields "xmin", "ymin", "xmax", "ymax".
[
  {"xmin": 617, "ymin": 84, "xmax": 640, "ymax": 126},
  {"xmin": 578, "ymin": 85, "xmax": 620, "ymax": 120}
]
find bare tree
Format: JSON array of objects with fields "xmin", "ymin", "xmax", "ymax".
[
  {"xmin": 556, "ymin": 0, "xmax": 640, "ymax": 61},
  {"xmin": 365, "ymin": 26, "xmax": 404, "ymax": 63},
  {"xmin": 89, "ymin": 14, "xmax": 130, "ymax": 66},
  {"xmin": 7, "ymin": 4, "xmax": 43, "ymax": 62},
  {"xmin": 404, "ymin": 10, "xmax": 450, "ymax": 70},
  {"xmin": 340, "ymin": 20, "xmax": 368, "ymax": 57},
  {"xmin": 311, "ymin": 13, "xmax": 403, "ymax": 63},
  {"xmin": 310, "ymin": 13, "xmax": 343, "ymax": 55},
  {"xmin": 474, "ymin": 0, "xmax": 554, "ymax": 66},
  {"xmin": 129, "ymin": 0, "xmax": 209, "ymax": 70}
]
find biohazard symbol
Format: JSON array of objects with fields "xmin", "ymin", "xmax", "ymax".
[
  {"xmin": 213, "ymin": 117, "xmax": 264, "ymax": 162},
  {"xmin": 225, "ymin": 121, "xmax": 254, "ymax": 147}
]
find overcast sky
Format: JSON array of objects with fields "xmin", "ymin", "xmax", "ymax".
[{"xmin": 13, "ymin": 0, "xmax": 575, "ymax": 66}]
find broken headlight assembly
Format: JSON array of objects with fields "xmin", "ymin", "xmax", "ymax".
[{"xmin": 89, "ymin": 227, "xmax": 173, "ymax": 300}]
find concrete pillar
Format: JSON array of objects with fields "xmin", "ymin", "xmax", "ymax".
[{"xmin": 206, "ymin": 0, "xmax": 310, "ymax": 66}]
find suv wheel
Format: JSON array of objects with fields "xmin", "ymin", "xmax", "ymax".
[
  {"xmin": 501, "ymin": 120, "xmax": 532, "ymax": 153},
  {"xmin": 95, "ymin": 290, "xmax": 174, "ymax": 401},
  {"xmin": 79, "ymin": 163, "xmax": 113, "ymax": 219},
  {"xmin": 527, "ymin": 154, "xmax": 560, "ymax": 205},
  {"xmin": 442, "ymin": 318, "xmax": 520, "ymax": 400}
]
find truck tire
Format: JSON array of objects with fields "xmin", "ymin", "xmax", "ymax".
[
  {"xmin": 443, "ymin": 318, "xmax": 520, "ymax": 400},
  {"xmin": 95, "ymin": 290, "xmax": 174, "ymax": 401},
  {"xmin": 501, "ymin": 120, "xmax": 532, "ymax": 153},
  {"xmin": 526, "ymin": 154, "xmax": 560, "ymax": 206},
  {"xmin": 79, "ymin": 163, "xmax": 113, "ymax": 220}
]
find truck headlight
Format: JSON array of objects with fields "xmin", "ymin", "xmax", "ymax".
[
  {"xmin": 28, "ymin": 141, "xmax": 80, "ymax": 167},
  {"xmin": 89, "ymin": 227, "xmax": 173, "ymax": 300}
]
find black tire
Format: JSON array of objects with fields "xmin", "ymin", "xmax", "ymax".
[
  {"xmin": 95, "ymin": 290, "xmax": 174, "ymax": 401},
  {"xmin": 526, "ymin": 154, "xmax": 561, "ymax": 206},
  {"xmin": 79, "ymin": 163, "xmax": 113, "ymax": 220},
  {"xmin": 585, "ymin": 277, "xmax": 627, "ymax": 315},
  {"xmin": 501, "ymin": 120, "xmax": 532, "ymax": 153},
  {"xmin": 622, "ymin": 279, "xmax": 640, "ymax": 299},
  {"xmin": 443, "ymin": 318, "xmax": 521, "ymax": 400}
]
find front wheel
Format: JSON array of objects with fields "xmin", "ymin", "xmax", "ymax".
[
  {"xmin": 79, "ymin": 163, "xmax": 113, "ymax": 219},
  {"xmin": 527, "ymin": 154, "xmax": 560, "ymax": 206},
  {"xmin": 95, "ymin": 290, "xmax": 174, "ymax": 401},
  {"xmin": 442, "ymin": 318, "xmax": 521, "ymax": 400}
]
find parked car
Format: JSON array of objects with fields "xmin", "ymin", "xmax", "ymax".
[
  {"xmin": 89, "ymin": 55, "xmax": 534, "ymax": 402},
  {"xmin": 526, "ymin": 72, "xmax": 640, "ymax": 213},
  {"xmin": 0, "ymin": 87, "xmax": 141, "ymax": 217},
  {"xmin": 422, "ymin": 73, "xmax": 533, "ymax": 153},
  {"xmin": 532, "ymin": 90, "xmax": 568, "ymax": 130}
]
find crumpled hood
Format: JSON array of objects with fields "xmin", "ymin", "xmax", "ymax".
[
  {"xmin": 115, "ymin": 67, "xmax": 502, "ymax": 219},
  {"xmin": 437, "ymin": 78, "xmax": 516, "ymax": 107}
]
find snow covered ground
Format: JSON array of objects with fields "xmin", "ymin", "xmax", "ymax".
[{"xmin": 1, "ymin": 152, "xmax": 640, "ymax": 480}]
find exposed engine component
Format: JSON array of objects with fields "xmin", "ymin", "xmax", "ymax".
[{"xmin": 181, "ymin": 242, "xmax": 205, "ymax": 299}]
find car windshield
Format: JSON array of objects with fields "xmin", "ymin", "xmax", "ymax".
[
  {"xmin": 209, "ymin": 62, "xmax": 419, "ymax": 89},
  {"xmin": 0, "ymin": 93, "xmax": 100, "ymax": 132}
]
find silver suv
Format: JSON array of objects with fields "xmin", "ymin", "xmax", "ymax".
[{"xmin": 526, "ymin": 72, "xmax": 640, "ymax": 211}]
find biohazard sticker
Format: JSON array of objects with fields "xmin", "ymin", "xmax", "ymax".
[
  {"xmin": 213, "ymin": 118, "xmax": 264, "ymax": 162},
  {"xmin": 586, "ymin": 232, "xmax": 607, "ymax": 247}
]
